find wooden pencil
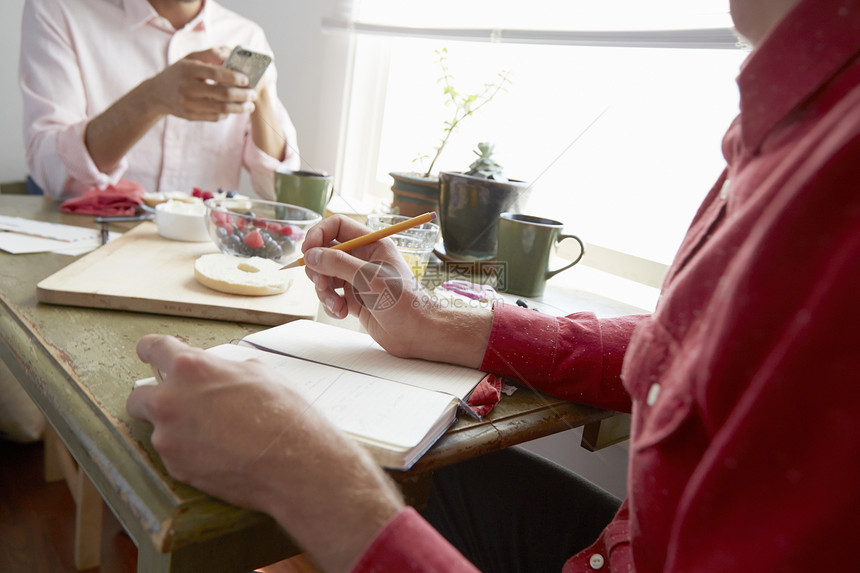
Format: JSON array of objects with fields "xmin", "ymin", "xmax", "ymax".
[{"xmin": 280, "ymin": 211, "xmax": 437, "ymax": 270}]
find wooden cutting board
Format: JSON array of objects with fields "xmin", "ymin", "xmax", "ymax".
[{"xmin": 36, "ymin": 222, "xmax": 319, "ymax": 326}]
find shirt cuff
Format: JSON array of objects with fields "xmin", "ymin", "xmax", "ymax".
[
  {"xmin": 480, "ymin": 301, "xmax": 640, "ymax": 411},
  {"xmin": 480, "ymin": 300, "xmax": 562, "ymax": 382},
  {"xmin": 350, "ymin": 507, "xmax": 479, "ymax": 573},
  {"xmin": 243, "ymin": 141, "xmax": 300, "ymax": 200}
]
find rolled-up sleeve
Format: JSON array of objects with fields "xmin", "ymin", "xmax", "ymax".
[{"xmin": 20, "ymin": 0, "xmax": 125, "ymax": 199}]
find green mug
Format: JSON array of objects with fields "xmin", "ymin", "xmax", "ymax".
[
  {"xmin": 496, "ymin": 213, "xmax": 585, "ymax": 298},
  {"xmin": 274, "ymin": 169, "xmax": 333, "ymax": 216}
]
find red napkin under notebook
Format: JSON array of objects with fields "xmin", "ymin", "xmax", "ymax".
[
  {"xmin": 59, "ymin": 180, "xmax": 145, "ymax": 216},
  {"xmin": 465, "ymin": 373, "xmax": 504, "ymax": 418}
]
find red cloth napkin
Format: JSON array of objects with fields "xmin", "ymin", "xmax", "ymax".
[
  {"xmin": 465, "ymin": 373, "xmax": 504, "ymax": 418},
  {"xmin": 59, "ymin": 180, "xmax": 145, "ymax": 216}
]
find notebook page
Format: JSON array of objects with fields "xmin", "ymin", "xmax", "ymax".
[
  {"xmin": 242, "ymin": 320, "xmax": 483, "ymax": 400},
  {"xmin": 211, "ymin": 343, "xmax": 457, "ymax": 452}
]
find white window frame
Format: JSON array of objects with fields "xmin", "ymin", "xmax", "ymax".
[{"xmin": 324, "ymin": 9, "xmax": 748, "ymax": 310}]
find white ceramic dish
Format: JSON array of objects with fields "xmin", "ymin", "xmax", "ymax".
[{"xmin": 155, "ymin": 201, "xmax": 210, "ymax": 242}]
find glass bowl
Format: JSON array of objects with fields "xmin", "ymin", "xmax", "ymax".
[{"xmin": 204, "ymin": 198, "xmax": 322, "ymax": 264}]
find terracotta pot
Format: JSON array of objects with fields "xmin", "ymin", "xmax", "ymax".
[
  {"xmin": 438, "ymin": 171, "xmax": 530, "ymax": 260},
  {"xmin": 389, "ymin": 172, "xmax": 440, "ymax": 218}
]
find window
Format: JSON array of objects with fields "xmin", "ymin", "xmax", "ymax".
[{"xmin": 327, "ymin": 1, "xmax": 749, "ymax": 294}]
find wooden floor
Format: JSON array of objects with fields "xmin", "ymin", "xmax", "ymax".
[
  {"xmin": 0, "ymin": 438, "xmax": 137, "ymax": 572},
  {"xmin": 0, "ymin": 438, "xmax": 321, "ymax": 573}
]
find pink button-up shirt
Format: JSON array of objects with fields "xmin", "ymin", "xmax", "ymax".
[
  {"xmin": 19, "ymin": 0, "xmax": 300, "ymax": 201},
  {"xmin": 353, "ymin": 0, "xmax": 860, "ymax": 571}
]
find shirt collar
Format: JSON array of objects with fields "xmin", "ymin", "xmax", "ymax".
[
  {"xmin": 122, "ymin": 0, "xmax": 155, "ymax": 28},
  {"xmin": 122, "ymin": 0, "xmax": 210, "ymax": 32},
  {"xmin": 737, "ymin": 0, "xmax": 860, "ymax": 152}
]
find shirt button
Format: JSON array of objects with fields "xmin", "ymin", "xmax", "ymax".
[
  {"xmin": 589, "ymin": 553, "xmax": 605, "ymax": 569},
  {"xmin": 646, "ymin": 383, "xmax": 661, "ymax": 406}
]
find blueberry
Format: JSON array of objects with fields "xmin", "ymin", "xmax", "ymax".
[{"xmin": 223, "ymin": 234, "xmax": 243, "ymax": 254}]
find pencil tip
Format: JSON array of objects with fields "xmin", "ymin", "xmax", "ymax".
[{"xmin": 279, "ymin": 259, "xmax": 303, "ymax": 270}]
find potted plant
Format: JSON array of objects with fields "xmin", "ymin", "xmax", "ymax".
[
  {"xmin": 390, "ymin": 49, "xmax": 512, "ymax": 217},
  {"xmin": 439, "ymin": 142, "xmax": 530, "ymax": 260}
]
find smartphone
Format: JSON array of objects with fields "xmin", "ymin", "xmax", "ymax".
[{"xmin": 224, "ymin": 46, "xmax": 272, "ymax": 89}]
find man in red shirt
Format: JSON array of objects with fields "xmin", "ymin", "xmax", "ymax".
[{"xmin": 127, "ymin": 0, "xmax": 860, "ymax": 571}]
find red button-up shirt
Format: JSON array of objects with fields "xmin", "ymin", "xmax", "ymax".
[{"xmin": 353, "ymin": 1, "xmax": 860, "ymax": 570}]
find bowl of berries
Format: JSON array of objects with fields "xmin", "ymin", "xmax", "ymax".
[{"xmin": 204, "ymin": 198, "xmax": 322, "ymax": 264}]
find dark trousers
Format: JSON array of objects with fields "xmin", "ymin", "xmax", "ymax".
[
  {"xmin": 26, "ymin": 176, "xmax": 45, "ymax": 196},
  {"xmin": 421, "ymin": 447, "xmax": 621, "ymax": 573}
]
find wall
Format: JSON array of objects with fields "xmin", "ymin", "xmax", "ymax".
[
  {"xmin": 1, "ymin": 1, "xmax": 27, "ymax": 184},
  {"xmin": 217, "ymin": 0, "xmax": 348, "ymax": 179}
]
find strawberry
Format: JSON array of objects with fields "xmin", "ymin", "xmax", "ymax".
[
  {"xmin": 192, "ymin": 187, "xmax": 214, "ymax": 200},
  {"xmin": 243, "ymin": 229, "xmax": 264, "ymax": 249}
]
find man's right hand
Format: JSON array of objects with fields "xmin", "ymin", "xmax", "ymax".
[{"xmin": 301, "ymin": 215, "xmax": 493, "ymax": 368}]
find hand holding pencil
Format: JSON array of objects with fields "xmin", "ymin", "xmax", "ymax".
[{"xmin": 280, "ymin": 212, "xmax": 436, "ymax": 270}]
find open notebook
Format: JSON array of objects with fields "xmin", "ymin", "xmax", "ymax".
[{"xmin": 209, "ymin": 320, "xmax": 485, "ymax": 470}]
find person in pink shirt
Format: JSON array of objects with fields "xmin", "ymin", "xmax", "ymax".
[
  {"xmin": 126, "ymin": 0, "xmax": 860, "ymax": 571},
  {"xmin": 19, "ymin": 0, "xmax": 300, "ymax": 201}
]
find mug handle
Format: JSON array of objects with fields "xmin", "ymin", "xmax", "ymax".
[{"xmin": 546, "ymin": 234, "xmax": 585, "ymax": 279}]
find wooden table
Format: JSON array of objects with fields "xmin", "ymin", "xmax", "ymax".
[{"xmin": 0, "ymin": 195, "xmax": 618, "ymax": 572}]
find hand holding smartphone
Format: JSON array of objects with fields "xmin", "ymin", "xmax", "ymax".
[{"xmin": 224, "ymin": 46, "xmax": 272, "ymax": 89}]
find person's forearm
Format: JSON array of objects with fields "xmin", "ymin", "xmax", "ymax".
[
  {"xmin": 250, "ymin": 86, "xmax": 287, "ymax": 160},
  {"xmin": 84, "ymin": 78, "xmax": 165, "ymax": 173},
  {"xmin": 263, "ymin": 425, "xmax": 404, "ymax": 573},
  {"xmin": 417, "ymin": 304, "xmax": 494, "ymax": 369}
]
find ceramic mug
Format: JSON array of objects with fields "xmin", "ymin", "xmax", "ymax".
[
  {"xmin": 496, "ymin": 213, "xmax": 585, "ymax": 297},
  {"xmin": 274, "ymin": 168, "xmax": 333, "ymax": 216}
]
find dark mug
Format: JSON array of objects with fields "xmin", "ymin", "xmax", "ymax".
[
  {"xmin": 496, "ymin": 213, "xmax": 585, "ymax": 297},
  {"xmin": 274, "ymin": 169, "xmax": 333, "ymax": 216}
]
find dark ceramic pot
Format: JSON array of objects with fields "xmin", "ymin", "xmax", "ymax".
[
  {"xmin": 389, "ymin": 172, "xmax": 440, "ymax": 218},
  {"xmin": 439, "ymin": 171, "xmax": 530, "ymax": 260}
]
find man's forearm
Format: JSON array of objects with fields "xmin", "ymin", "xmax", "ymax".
[
  {"xmin": 418, "ymin": 304, "xmax": 494, "ymax": 369},
  {"xmin": 84, "ymin": 78, "xmax": 165, "ymax": 173},
  {"xmin": 250, "ymin": 86, "xmax": 288, "ymax": 160}
]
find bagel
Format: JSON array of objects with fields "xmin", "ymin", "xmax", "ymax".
[{"xmin": 194, "ymin": 253, "xmax": 291, "ymax": 296}]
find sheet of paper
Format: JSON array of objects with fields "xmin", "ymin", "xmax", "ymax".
[
  {"xmin": 242, "ymin": 319, "xmax": 484, "ymax": 399},
  {"xmin": 0, "ymin": 215, "xmax": 100, "ymax": 242},
  {"xmin": 0, "ymin": 230, "xmax": 121, "ymax": 255}
]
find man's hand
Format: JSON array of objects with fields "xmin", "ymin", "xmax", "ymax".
[
  {"xmin": 85, "ymin": 47, "xmax": 258, "ymax": 172},
  {"xmin": 146, "ymin": 47, "xmax": 257, "ymax": 121},
  {"xmin": 302, "ymin": 215, "xmax": 493, "ymax": 367},
  {"xmin": 126, "ymin": 334, "xmax": 403, "ymax": 573}
]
